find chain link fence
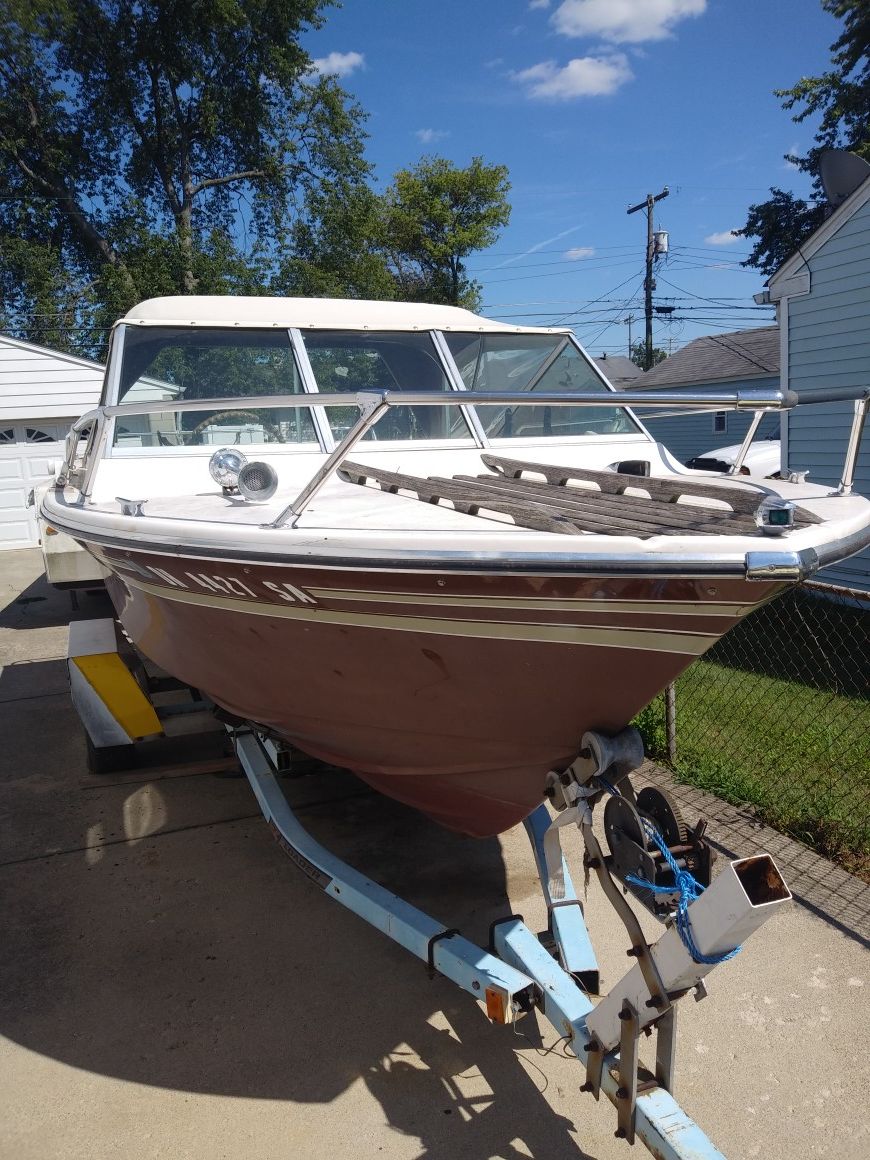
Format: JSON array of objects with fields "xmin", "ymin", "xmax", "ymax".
[{"xmin": 635, "ymin": 581, "xmax": 870, "ymax": 880}]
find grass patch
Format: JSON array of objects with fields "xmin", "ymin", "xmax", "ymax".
[{"xmin": 635, "ymin": 656, "xmax": 869, "ymax": 879}]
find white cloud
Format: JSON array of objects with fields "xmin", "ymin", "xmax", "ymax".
[
  {"xmin": 564, "ymin": 246, "xmax": 596, "ymax": 259},
  {"xmin": 529, "ymin": 0, "xmax": 551, "ymax": 9},
  {"xmin": 552, "ymin": 0, "xmax": 706, "ymax": 44},
  {"xmin": 515, "ymin": 54, "xmax": 632, "ymax": 99},
  {"xmin": 310, "ymin": 51, "xmax": 365, "ymax": 78},
  {"xmin": 416, "ymin": 128, "xmax": 450, "ymax": 144},
  {"xmin": 704, "ymin": 230, "xmax": 740, "ymax": 246}
]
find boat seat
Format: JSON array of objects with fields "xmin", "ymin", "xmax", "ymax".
[{"xmin": 338, "ymin": 454, "xmax": 820, "ymax": 539}]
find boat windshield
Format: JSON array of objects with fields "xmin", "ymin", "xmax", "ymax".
[
  {"xmin": 299, "ymin": 330, "xmax": 471, "ymax": 441},
  {"xmin": 113, "ymin": 327, "xmax": 318, "ymax": 448},
  {"xmin": 443, "ymin": 333, "xmax": 640, "ymax": 438},
  {"xmin": 110, "ymin": 323, "xmax": 637, "ymax": 451}
]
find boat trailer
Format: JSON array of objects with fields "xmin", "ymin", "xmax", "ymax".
[{"xmin": 69, "ymin": 617, "xmax": 792, "ymax": 1158}]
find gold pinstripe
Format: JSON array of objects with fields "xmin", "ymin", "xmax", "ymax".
[
  {"xmin": 304, "ymin": 588, "xmax": 751, "ymax": 617},
  {"xmin": 123, "ymin": 574, "xmax": 720, "ymax": 655}
]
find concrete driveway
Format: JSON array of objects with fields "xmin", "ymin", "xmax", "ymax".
[{"xmin": 1, "ymin": 547, "xmax": 867, "ymax": 1160}]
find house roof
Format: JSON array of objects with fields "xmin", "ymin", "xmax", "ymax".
[
  {"xmin": 769, "ymin": 170, "xmax": 870, "ymax": 292},
  {"xmin": 592, "ymin": 354, "xmax": 644, "ymax": 388},
  {"xmin": 0, "ymin": 332, "xmax": 104, "ymax": 372},
  {"xmin": 637, "ymin": 326, "xmax": 779, "ymax": 388}
]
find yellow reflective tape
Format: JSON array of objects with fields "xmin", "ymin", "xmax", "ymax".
[{"xmin": 72, "ymin": 653, "xmax": 162, "ymax": 740}]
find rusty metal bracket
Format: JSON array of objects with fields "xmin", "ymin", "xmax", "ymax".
[
  {"xmin": 615, "ymin": 1000, "xmax": 641, "ymax": 1143},
  {"xmin": 582, "ymin": 1033, "xmax": 605, "ymax": 1100}
]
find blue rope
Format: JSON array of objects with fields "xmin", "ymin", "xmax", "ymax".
[{"xmin": 597, "ymin": 777, "xmax": 740, "ymax": 966}]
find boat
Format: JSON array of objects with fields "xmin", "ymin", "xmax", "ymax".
[{"xmin": 42, "ymin": 296, "xmax": 870, "ymax": 837}]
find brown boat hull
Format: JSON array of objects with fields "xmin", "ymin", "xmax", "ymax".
[{"xmin": 96, "ymin": 548, "xmax": 779, "ymax": 836}]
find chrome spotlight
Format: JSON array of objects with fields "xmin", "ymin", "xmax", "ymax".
[
  {"xmin": 237, "ymin": 461, "xmax": 278, "ymax": 502},
  {"xmin": 209, "ymin": 447, "xmax": 248, "ymax": 492}
]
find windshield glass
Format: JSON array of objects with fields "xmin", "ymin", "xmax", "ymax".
[
  {"xmin": 299, "ymin": 330, "xmax": 471, "ymax": 441},
  {"xmin": 444, "ymin": 332, "xmax": 640, "ymax": 438},
  {"xmin": 113, "ymin": 327, "xmax": 317, "ymax": 448}
]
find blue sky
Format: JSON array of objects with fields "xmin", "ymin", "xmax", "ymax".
[{"xmin": 302, "ymin": 0, "xmax": 841, "ymax": 357}]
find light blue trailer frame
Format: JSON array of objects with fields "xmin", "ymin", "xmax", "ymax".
[{"xmin": 233, "ymin": 726, "xmax": 726, "ymax": 1160}]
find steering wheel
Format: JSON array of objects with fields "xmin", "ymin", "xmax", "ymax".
[{"xmin": 191, "ymin": 410, "xmax": 283, "ymax": 444}]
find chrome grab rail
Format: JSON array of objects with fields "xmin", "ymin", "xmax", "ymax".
[
  {"xmin": 56, "ymin": 385, "xmax": 868, "ymax": 523},
  {"xmin": 97, "ymin": 385, "xmax": 797, "ymax": 418},
  {"xmin": 259, "ymin": 389, "xmax": 793, "ymax": 529},
  {"xmin": 725, "ymin": 411, "xmax": 769, "ymax": 477},
  {"xmin": 270, "ymin": 393, "xmax": 390, "ymax": 528},
  {"xmin": 833, "ymin": 394, "xmax": 869, "ymax": 496},
  {"xmin": 57, "ymin": 409, "xmax": 104, "ymax": 489}
]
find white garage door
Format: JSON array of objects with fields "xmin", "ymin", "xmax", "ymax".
[{"xmin": 0, "ymin": 421, "xmax": 75, "ymax": 549}]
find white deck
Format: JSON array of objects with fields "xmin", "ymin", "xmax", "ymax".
[{"xmin": 44, "ymin": 437, "xmax": 870, "ymax": 569}]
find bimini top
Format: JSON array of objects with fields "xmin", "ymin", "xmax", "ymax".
[{"xmin": 121, "ymin": 295, "xmax": 571, "ymax": 335}]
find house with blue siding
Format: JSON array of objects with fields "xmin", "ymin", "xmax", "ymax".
[
  {"xmin": 768, "ymin": 176, "xmax": 870, "ymax": 593},
  {"xmin": 626, "ymin": 326, "xmax": 780, "ymax": 465}
]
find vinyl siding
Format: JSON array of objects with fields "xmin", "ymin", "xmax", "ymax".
[
  {"xmin": 784, "ymin": 195, "xmax": 870, "ymax": 592},
  {"xmin": 638, "ymin": 374, "xmax": 780, "ymax": 465},
  {"xmin": 0, "ymin": 337, "xmax": 104, "ymax": 421}
]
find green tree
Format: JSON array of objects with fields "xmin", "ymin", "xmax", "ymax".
[
  {"xmin": 737, "ymin": 0, "xmax": 870, "ymax": 275},
  {"xmin": 277, "ymin": 183, "xmax": 397, "ymax": 300},
  {"xmin": 630, "ymin": 340, "xmax": 667, "ymax": 369},
  {"xmin": 380, "ymin": 156, "xmax": 511, "ymax": 308},
  {"xmin": 0, "ymin": 0, "xmax": 370, "ymax": 354}
]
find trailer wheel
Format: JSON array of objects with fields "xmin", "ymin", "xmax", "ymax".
[{"xmin": 86, "ymin": 735, "xmax": 136, "ymax": 775}]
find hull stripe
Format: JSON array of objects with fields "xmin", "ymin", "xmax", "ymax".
[
  {"xmin": 304, "ymin": 587, "xmax": 752, "ymax": 617},
  {"xmin": 122, "ymin": 574, "xmax": 720, "ymax": 655}
]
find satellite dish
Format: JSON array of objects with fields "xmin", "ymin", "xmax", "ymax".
[{"xmin": 819, "ymin": 149, "xmax": 870, "ymax": 208}]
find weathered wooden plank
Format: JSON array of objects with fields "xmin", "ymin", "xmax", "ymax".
[
  {"xmin": 463, "ymin": 471, "xmax": 816, "ymax": 532},
  {"xmin": 340, "ymin": 457, "xmax": 816, "ymax": 540},
  {"xmin": 439, "ymin": 477, "xmax": 703, "ymax": 537},
  {"xmin": 459, "ymin": 473, "xmax": 756, "ymax": 530},
  {"xmin": 338, "ymin": 463, "xmax": 578, "ymax": 535},
  {"xmin": 481, "ymin": 452, "xmax": 767, "ymax": 515},
  {"xmin": 343, "ymin": 461, "xmax": 737, "ymax": 538},
  {"xmin": 451, "ymin": 473, "xmax": 760, "ymax": 536}
]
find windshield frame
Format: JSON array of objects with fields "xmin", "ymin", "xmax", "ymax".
[{"xmin": 101, "ymin": 322, "xmax": 650, "ymax": 457}]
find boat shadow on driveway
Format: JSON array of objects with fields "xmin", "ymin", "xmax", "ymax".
[{"xmin": 0, "ymin": 683, "xmax": 594, "ymax": 1159}]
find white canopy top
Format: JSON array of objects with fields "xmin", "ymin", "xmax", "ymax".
[{"xmin": 122, "ymin": 295, "xmax": 569, "ymax": 334}]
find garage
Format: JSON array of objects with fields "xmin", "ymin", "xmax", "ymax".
[{"xmin": 0, "ymin": 335, "xmax": 104, "ymax": 549}]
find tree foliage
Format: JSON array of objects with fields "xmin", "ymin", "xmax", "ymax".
[
  {"xmin": 0, "ymin": 0, "xmax": 370, "ymax": 353},
  {"xmin": 737, "ymin": 0, "xmax": 870, "ymax": 276},
  {"xmin": 1, "ymin": 5, "xmax": 514, "ymax": 357},
  {"xmin": 276, "ymin": 182, "xmax": 397, "ymax": 300},
  {"xmin": 379, "ymin": 156, "xmax": 510, "ymax": 309},
  {"xmin": 630, "ymin": 340, "xmax": 667, "ymax": 369}
]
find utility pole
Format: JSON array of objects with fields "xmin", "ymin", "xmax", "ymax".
[
  {"xmin": 627, "ymin": 186, "xmax": 669, "ymax": 370},
  {"xmin": 623, "ymin": 314, "xmax": 635, "ymax": 359}
]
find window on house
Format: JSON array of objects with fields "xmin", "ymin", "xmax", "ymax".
[
  {"xmin": 713, "ymin": 412, "xmax": 727, "ymax": 435},
  {"xmin": 0, "ymin": 428, "xmax": 14, "ymax": 444},
  {"xmin": 25, "ymin": 428, "xmax": 54, "ymax": 443}
]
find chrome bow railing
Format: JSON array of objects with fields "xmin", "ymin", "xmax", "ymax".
[{"xmin": 56, "ymin": 384, "xmax": 868, "ymax": 530}]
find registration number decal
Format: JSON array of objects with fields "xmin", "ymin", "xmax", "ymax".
[{"xmin": 114, "ymin": 557, "xmax": 317, "ymax": 606}]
